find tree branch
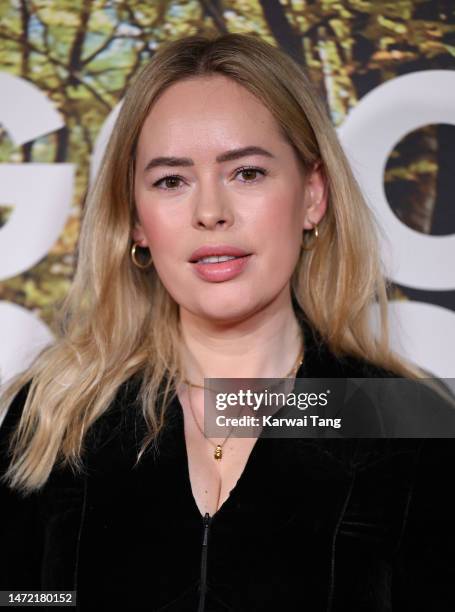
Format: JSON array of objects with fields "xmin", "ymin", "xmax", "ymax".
[{"xmin": 0, "ymin": 28, "xmax": 112, "ymax": 110}]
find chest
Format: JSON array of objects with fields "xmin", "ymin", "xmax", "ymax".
[
  {"xmin": 179, "ymin": 389, "xmax": 260, "ymax": 517},
  {"xmin": 38, "ymin": 425, "xmax": 420, "ymax": 610}
]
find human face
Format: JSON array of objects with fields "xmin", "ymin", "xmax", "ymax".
[{"xmin": 133, "ymin": 74, "xmax": 326, "ymax": 324}]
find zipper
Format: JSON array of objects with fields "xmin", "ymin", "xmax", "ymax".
[{"xmin": 197, "ymin": 512, "xmax": 211, "ymax": 612}]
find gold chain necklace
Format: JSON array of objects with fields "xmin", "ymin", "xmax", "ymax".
[{"xmin": 183, "ymin": 337, "xmax": 304, "ymax": 461}]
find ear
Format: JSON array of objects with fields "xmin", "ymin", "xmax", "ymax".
[
  {"xmin": 302, "ymin": 161, "xmax": 328, "ymax": 230},
  {"xmin": 132, "ymin": 221, "xmax": 148, "ymax": 247}
]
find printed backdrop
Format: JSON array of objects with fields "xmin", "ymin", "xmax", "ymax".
[{"xmin": 0, "ymin": 0, "xmax": 454, "ymax": 382}]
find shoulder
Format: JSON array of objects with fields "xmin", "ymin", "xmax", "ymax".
[
  {"xmin": 0, "ymin": 373, "xmax": 143, "ymax": 484},
  {"xmin": 0, "ymin": 381, "xmax": 33, "ymax": 472},
  {"xmin": 335, "ymin": 354, "xmax": 400, "ymax": 378},
  {"xmin": 300, "ymin": 335, "xmax": 400, "ymax": 379},
  {"xmin": 296, "ymin": 309, "xmax": 401, "ymax": 379},
  {"xmin": 0, "ymin": 380, "xmax": 32, "ymax": 429}
]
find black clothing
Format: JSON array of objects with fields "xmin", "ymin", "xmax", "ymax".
[{"xmin": 1, "ymin": 313, "xmax": 455, "ymax": 611}]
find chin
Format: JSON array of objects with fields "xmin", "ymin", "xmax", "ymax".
[{"xmin": 195, "ymin": 297, "xmax": 271, "ymax": 326}]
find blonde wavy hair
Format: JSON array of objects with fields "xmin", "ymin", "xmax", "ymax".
[{"xmin": 0, "ymin": 32, "xmax": 430, "ymax": 495}]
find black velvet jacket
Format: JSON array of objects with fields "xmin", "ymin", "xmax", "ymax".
[{"xmin": 1, "ymin": 312, "xmax": 455, "ymax": 611}]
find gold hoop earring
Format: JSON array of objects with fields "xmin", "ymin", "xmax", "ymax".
[
  {"xmin": 301, "ymin": 223, "xmax": 319, "ymax": 251},
  {"xmin": 131, "ymin": 242, "xmax": 153, "ymax": 269}
]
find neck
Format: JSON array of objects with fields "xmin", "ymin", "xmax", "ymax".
[{"xmin": 178, "ymin": 289, "xmax": 304, "ymax": 384}]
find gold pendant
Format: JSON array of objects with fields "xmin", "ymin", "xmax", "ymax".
[{"xmin": 214, "ymin": 445, "xmax": 222, "ymax": 460}]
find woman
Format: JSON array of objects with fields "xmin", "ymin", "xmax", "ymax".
[{"xmin": 1, "ymin": 33, "xmax": 454, "ymax": 611}]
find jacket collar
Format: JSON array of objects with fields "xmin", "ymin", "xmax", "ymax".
[
  {"xmin": 294, "ymin": 303, "xmax": 374, "ymax": 379},
  {"xmin": 87, "ymin": 303, "xmax": 385, "ymax": 464}
]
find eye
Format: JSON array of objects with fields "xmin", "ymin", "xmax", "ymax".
[
  {"xmin": 151, "ymin": 166, "xmax": 268, "ymax": 191},
  {"xmin": 152, "ymin": 174, "xmax": 185, "ymax": 190},
  {"xmin": 235, "ymin": 166, "xmax": 268, "ymax": 183}
]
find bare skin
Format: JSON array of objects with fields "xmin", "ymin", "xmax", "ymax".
[{"xmin": 133, "ymin": 74, "xmax": 328, "ymax": 516}]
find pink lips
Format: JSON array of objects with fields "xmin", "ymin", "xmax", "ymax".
[
  {"xmin": 192, "ymin": 255, "xmax": 252, "ymax": 282},
  {"xmin": 188, "ymin": 244, "xmax": 253, "ymax": 283},
  {"xmin": 189, "ymin": 244, "xmax": 251, "ymax": 261}
]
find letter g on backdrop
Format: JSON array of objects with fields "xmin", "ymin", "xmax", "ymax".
[
  {"xmin": 338, "ymin": 70, "xmax": 455, "ymax": 378},
  {"xmin": 0, "ymin": 73, "xmax": 74, "ymax": 384}
]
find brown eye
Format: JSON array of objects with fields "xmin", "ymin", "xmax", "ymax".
[
  {"xmin": 235, "ymin": 166, "xmax": 267, "ymax": 184},
  {"xmin": 164, "ymin": 177, "xmax": 181, "ymax": 189},
  {"xmin": 153, "ymin": 175, "xmax": 184, "ymax": 190},
  {"xmin": 241, "ymin": 169, "xmax": 258, "ymax": 180}
]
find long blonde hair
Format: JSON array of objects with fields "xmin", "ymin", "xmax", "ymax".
[{"xmin": 0, "ymin": 32, "xmax": 428, "ymax": 495}]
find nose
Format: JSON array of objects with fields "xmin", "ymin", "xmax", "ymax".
[{"xmin": 191, "ymin": 179, "xmax": 235, "ymax": 230}]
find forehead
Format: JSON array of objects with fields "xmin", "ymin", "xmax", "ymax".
[{"xmin": 136, "ymin": 74, "xmax": 283, "ymax": 153}]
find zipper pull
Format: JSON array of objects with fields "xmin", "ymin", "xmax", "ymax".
[{"xmin": 202, "ymin": 512, "xmax": 210, "ymax": 545}]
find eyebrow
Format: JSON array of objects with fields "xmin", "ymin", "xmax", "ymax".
[{"xmin": 143, "ymin": 146, "xmax": 275, "ymax": 173}]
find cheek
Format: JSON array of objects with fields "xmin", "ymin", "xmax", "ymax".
[
  {"xmin": 135, "ymin": 202, "xmax": 180, "ymax": 252},
  {"xmin": 254, "ymin": 194, "xmax": 301, "ymax": 250}
]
